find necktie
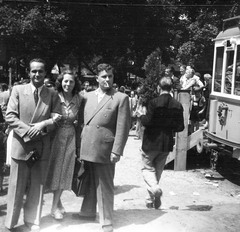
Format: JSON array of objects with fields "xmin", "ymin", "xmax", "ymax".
[{"xmin": 34, "ymin": 88, "xmax": 38, "ymax": 105}]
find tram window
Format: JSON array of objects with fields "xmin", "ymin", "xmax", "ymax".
[
  {"xmin": 214, "ymin": 47, "xmax": 224, "ymax": 92},
  {"xmin": 234, "ymin": 45, "xmax": 240, "ymax": 96},
  {"xmin": 224, "ymin": 50, "xmax": 234, "ymax": 94}
]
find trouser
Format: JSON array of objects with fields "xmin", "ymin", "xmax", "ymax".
[
  {"xmin": 5, "ymin": 158, "xmax": 47, "ymax": 229},
  {"xmin": 80, "ymin": 161, "xmax": 115, "ymax": 227},
  {"xmin": 141, "ymin": 149, "xmax": 169, "ymax": 198}
]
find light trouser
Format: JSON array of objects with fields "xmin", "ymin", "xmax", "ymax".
[
  {"xmin": 141, "ymin": 149, "xmax": 169, "ymax": 200},
  {"xmin": 5, "ymin": 158, "xmax": 47, "ymax": 229}
]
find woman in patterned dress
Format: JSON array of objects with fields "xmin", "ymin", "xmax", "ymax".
[{"xmin": 46, "ymin": 70, "xmax": 84, "ymax": 220}]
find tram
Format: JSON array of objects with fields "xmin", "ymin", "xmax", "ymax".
[{"xmin": 205, "ymin": 16, "xmax": 240, "ymax": 167}]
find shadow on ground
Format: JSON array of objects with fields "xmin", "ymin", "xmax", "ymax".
[{"xmin": 114, "ymin": 184, "xmax": 140, "ymax": 195}]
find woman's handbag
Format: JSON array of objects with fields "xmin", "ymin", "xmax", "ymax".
[
  {"xmin": 25, "ymin": 149, "xmax": 41, "ymax": 168},
  {"xmin": 72, "ymin": 158, "xmax": 90, "ymax": 197}
]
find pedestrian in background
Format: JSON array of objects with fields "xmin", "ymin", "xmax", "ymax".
[
  {"xmin": 80, "ymin": 81, "xmax": 90, "ymax": 96},
  {"xmin": 137, "ymin": 76, "xmax": 184, "ymax": 209},
  {"xmin": 76, "ymin": 63, "xmax": 130, "ymax": 232},
  {"xmin": 189, "ymin": 87, "xmax": 206, "ymax": 133},
  {"xmin": 0, "ymin": 108, "xmax": 6, "ymax": 193},
  {"xmin": 4, "ymin": 58, "xmax": 61, "ymax": 231},
  {"xmin": 165, "ymin": 66, "xmax": 181, "ymax": 92},
  {"xmin": 129, "ymin": 90, "xmax": 137, "ymax": 130},
  {"xmin": 46, "ymin": 69, "xmax": 84, "ymax": 220},
  {"xmin": 135, "ymin": 96, "xmax": 146, "ymax": 140}
]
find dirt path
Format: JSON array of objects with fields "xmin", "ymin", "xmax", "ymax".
[{"xmin": 0, "ymin": 131, "xmax": 240, "ymax": 232}]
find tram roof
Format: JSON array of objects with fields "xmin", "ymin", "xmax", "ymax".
[
  {"xmin": 214, "ymin": 16, "xmax": 240, "ymax": 41},
  {"xmin": 215, "ymin": 26, "xmax": 240, "ymax": 41}
]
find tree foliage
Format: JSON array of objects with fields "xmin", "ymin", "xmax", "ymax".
[
  {"xmin": 0, "ymin": 3, "xmax": 69, "ymax": 71},
  {"xmin": 0, "ymin": 0, "xmax": 240, "ymax": 85}
]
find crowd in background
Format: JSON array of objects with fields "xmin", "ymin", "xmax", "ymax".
[{"xmin": 0, "ymin": 64, "xmax": 212, "ymax": 194}]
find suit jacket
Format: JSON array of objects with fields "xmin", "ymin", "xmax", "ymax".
[
  {"xmin": 171, "ymin": 75, "xmax": 181, "ymax": 90},
  {"xmin": 140, "ymin": 93, "xmax": 184, "ymax": 153},
  {"xmin": 80, "ymin": 88, "xmax": 130, "ymax": 163},
  {"xmin": 5, "ymin": 83, "xmax": 60, "ymax": 161}
]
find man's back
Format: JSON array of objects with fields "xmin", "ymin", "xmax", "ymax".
[{"xmin": 141, "ymin": 93, "xmax": 184, "ymax": 152}]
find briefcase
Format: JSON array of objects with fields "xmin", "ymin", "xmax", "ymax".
[
  {"xmin": 72, "ymin": 159, "xmax": 90, "ymax": 197},
  {"xmin": 25, "ymin": 149, "xmax": 41, "ymax": 168}
]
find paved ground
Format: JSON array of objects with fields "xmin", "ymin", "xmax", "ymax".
[{"xmin": 1, "ymin": 131, "xmax": 240, "ymax": 232}]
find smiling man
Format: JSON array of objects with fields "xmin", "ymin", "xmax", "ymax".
[
  {"xmin": 76, "ymin": 63, "xmax": 130, "ymax": 232},
  {"xmin": 5, "ymin": 58, "xmax": 61, "ymax": 231}
]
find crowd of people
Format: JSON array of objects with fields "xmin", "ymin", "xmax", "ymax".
[
  {"xmin": 0, "ymin": 59, "xmax": 212, "ymax": 232},
  {"xmin": 127, "ymin": 65, "xmax": 212, "ymax": 137}
]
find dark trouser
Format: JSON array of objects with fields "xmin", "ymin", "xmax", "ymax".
[
  {"xmin": 80, "ymin": 161, "xmax": 115, "ymax": 227},
  {"xmin": 5, "ymin": 158, "xmax": 47, "ymax": 229}
]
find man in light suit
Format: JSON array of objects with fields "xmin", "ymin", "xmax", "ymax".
[
  {"xmin": 137, "ymin": 76, "xmax": 184, "ymax": 210},
  {"xmin": 5, "ymin": 58, "xmax": 61, "ymax": 231},
  {"xmin": 77, "ymin": 63, "xmax": 130, "ymax": 232}
]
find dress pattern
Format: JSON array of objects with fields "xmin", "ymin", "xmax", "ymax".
[{"xmin": 46, "ymin": 93, "xmax": 81, "ymax": 191}]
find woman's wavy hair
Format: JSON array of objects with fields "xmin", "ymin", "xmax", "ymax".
[{"xmin": 55, "ymin": 69, "xmax": 81, "ymax": 95}]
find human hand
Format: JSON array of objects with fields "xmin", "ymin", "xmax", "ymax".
[
  {"xmin": 110, "ymin": 153, "xmax": 120, "ymax": 163},
  {"xmin": 27, "ymin": 122, "xmax": 45, "ymax": 138},
  {"xmin": 52, "ymin": 113, "xmax": 62, "ymax": 122}
]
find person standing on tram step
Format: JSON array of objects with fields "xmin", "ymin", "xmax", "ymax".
[
  {"xmin": 137, "ymin": 76, "xmax": 184, "ymax": 210},
  {"xmin": 4, "ymin": 58, "xmax": 61, "ymax": 231},
  {"xmin": 74, "ymin": 63, "xmax": 130, "ymax": 232},
  {"xmin": 46, "ymin": 69, "xmax": 84, "ymax": 220}
]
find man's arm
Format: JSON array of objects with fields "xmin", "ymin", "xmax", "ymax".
[
  {"xmin": 111, "ymin": 95, "xmax": 131, "ymax": 158},
  {"xmin": 173, "ymin": 105, "xmax": 185, "ymax": 132},
  {"xmin": 5, "ymin": 86, "xmax": 30, "ymax": 138},
  {"xmin": 139, "ymin": 100, "xmax": 154, "ymax": 126}
]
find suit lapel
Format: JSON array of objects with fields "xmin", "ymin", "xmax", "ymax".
[
  {"xmin": 23, "ymin": 83, "xmax": 35, "ymax": 112},
  {"xmin": 86, "ymin": 89, "xmax": 113, "ymax": 124},
  {"xmin": 31, "ymin": 86, "xmax": 48, "ymax": 123}
]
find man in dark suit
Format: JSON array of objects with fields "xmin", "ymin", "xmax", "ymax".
[
  {"xmin": 77, "ymin": 63, "xmax": 130, "ymax": 232},
  {"xmin": 137, "ymin": 76, "xmax": 184, "ymax": 209},
  {"xmin": 5, "ymin": 58, "xmax": 61, "ymax": 231},
  {"xmin": 165, "ymin": 66, "xmax": 181, "ymax": 91}
]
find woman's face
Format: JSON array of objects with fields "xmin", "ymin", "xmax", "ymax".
[
  {"xmin": 180, "ymin": 66, "xmax": 186, "ymax": 75},
  {"xmin": 62, "ymin": 73, "xmax": 75, "ymax": 94}
]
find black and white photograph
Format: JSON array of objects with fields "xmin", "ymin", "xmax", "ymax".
[{"xmin": 0, "ymin": 1, "xmax": 240, "ymax": 232}]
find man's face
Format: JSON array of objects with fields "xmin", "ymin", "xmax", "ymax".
[
  {"xmin": 185, "ymin": 69, "xmax": 193, "ymax": 79},
  {"xmin": 84, "ymin": 82, "xmax": 89, "ymax": 90},
  {"xmin": 165, "ymin": 69, "xmax": 172, "ymax": 77},
  {"xmin": 180, "ymin": 67, "xmax": 186, "ymax": 75},
  {"xmin": 96, "ymin": 69, "xmax": 114, "ymax": 91},
  {"xmin": 29, "ymin": 61, "xmax": 46, "ymax": 88}
]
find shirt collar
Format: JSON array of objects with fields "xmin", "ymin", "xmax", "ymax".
[
  {"xmin": 30, "ymin": 83, "xmax": 43, "ymax": 94},
  {"xmin": 59, "ymin": 92, "xmax": 77, "ymax": 105}
]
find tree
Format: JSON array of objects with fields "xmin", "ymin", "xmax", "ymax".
[
  {"xmin": 0, "ymin": 3, "xmax": 69, "ymax": 72},
  {"xmin": 139, "ymin": 47, "xmax": 165, "ymax": 105}
]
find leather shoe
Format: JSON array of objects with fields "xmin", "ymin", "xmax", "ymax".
[
  {"xmin": 72, "ymin": 213, "xmax": 96, "ymax": 221},
  {"xmin": 154, "ymin": 196, "xmax": 162, "ymax": 209},
  {"xmin": 145, "ymin": 198, "xmax": 154, "ymax": 208},
  {"xmin": 24, "ymin": 222, "xmax": 40, "ymax": 231},
  {"xmin": 102, "ymin": 225, "xmax": 113, "ymax": 232},
  {"xmin": 3, "ymin": 228, "xmax": 13, "ymax": 232}
]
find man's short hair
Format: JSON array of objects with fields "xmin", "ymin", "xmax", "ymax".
[
  {"xmin": 96, "ymin": 63, "xmax": 114, "ymax": 75},
  {"xmin": 186, "ymin": 68, "xmax": 195, "ymax": 75},
  {"xmin": 29, "ymin": 58, "xmax": 46, "ymax": 70},
  {"xmin": 159, "ymin": 76, "xmax": 173, "ymax": 91},
  {"xmin": 204, "ymin": 73, "xmax": 212, "ymax": 79},
  {"xmin": 165, "ymin": 66, "xmax": 175, "ymax": 73}
]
